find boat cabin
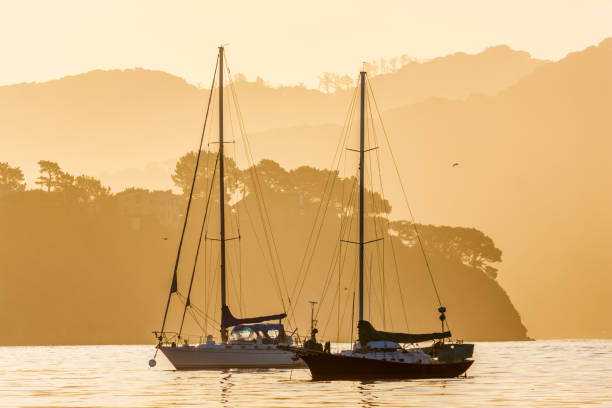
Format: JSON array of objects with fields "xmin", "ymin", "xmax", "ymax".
[{"xmin": 230, "ymin": 323, "xmax": 287, "ymax": 345}]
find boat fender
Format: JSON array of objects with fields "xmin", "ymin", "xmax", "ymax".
[{"xmin": 148, "ymin": 359, "xmax": 157, "ymax": 367}]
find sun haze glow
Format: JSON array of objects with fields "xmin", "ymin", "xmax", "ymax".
[{"xmin": 1, "ymin": 0, "xmax": 611, "ymax": 87}]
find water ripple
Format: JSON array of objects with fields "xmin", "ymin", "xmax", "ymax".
[{"xmin": 0, "ymin": 341, "xmax": 610, "ymax": 407}]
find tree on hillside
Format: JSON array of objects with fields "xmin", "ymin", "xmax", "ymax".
[
  {"xmin": 338, "ymin": 75, "xmax": 354, "ymax": 90},
  {"xmin": 318, "ymin": 72, "xmax": 334, "ymax": 93},
  {"xmin": 239, "ymin": 162, "xmax": 391, "ymax": 215},
  {"xmin": 0, "ymin": 162, "xmax": 26, "ymax": 193},
  {"xmin": 35, "ymin": 160, "xmax": 62, "ymax": 192},
  {"xmin": 233, "ymin": 73, "xmax": 247, "ymax": 83},
  {"xmin": 389, "ymin": 221, "xmax": 502, "ymax": 278},
  {"xmin": 172, "ymin": 150, "xmax": 239, "ymax": 197},
  {"xmin": 54, "ymin": 171, "xmax": 75, "ymax": 193},
  {"xmin": 34, "ymin": 160, "xmax": 110, "ymax": 202},
  {"xmin": 75, "ymin": 175, "xmax": 111, "ymax": 202}
]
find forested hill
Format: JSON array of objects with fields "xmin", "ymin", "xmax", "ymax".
[{"xmin": 0, "ymin": 158, "xmax": 529, "ymax": 345}]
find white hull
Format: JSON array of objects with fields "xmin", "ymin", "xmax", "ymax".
[{"xmin": 159, "ymin": 344, "xmax": 305, "ymax": 370}]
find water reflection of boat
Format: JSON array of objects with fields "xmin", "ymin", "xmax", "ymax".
[{"xmin": 152, "ymin": 46, "xmax": 302, "ymax": 370}]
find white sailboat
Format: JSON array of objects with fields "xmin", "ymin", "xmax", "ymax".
[{"xmin": 151, "ymin": 46, "xmax": 303, "ymax": 370}]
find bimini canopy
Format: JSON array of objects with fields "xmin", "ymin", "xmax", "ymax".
[
  {"xmin": 231, "ymin": 323, "xmax": 285, "ymax": 335},
  {"xmin": 358, "ymin": 320, "xmax": 451, "ymax": 346},
  {"xmin": 221, "ymin": 305, "xmax": 287, "ymax": 328}
]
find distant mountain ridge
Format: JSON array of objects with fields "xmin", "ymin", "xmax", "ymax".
[
  {"xmin": 1, "ymin": 39, "xmax": 610, "ymax": 339},
  {"xmin": 246, "ymin": 37, "xmax": 612, "ymax": 339},
  {"xmin": 0, "ymin": 43, "xmax": 545, "ymax": 188}
]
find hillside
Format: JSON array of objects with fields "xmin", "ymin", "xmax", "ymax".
[
  {"xmin": 0, "ymin": 45, "xmax": 544, "ymax": 189},
  {"xmin": 0, "ymin": 162, "xmax": 529, "ymax": 345},
  {"xmin": 1, "ymin": 39, "xmax": 609, "ymax": 339},
  {"xmin": 245, "ymin": 38, "xmax": 612, "ymax": 338}
]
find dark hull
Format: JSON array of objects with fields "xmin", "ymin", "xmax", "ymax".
[{"xmin": 296, "ymin": 350, "xmax": 473, "ymax": 381}]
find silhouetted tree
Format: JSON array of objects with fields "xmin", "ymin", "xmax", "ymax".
[
  {"xmin": 172, "ymin": 150, "xmax": 239, "ymax": 197},
  {"xmin": 318, "ymin": 72, "xmax": 334, "ymax": 93},
  {"xmin": 55, "ymin": 171, "xmax": 75, "ymax": 193},
  {"xmin": 75, "ymin": 175, "xmax": 111, "ymax": 202},
  {"xmin": 389, "ymin": 221, "xmax": 502, "ymax": 278},
  {"xmin": 233, "ymin": 73, "xmax": 247, "ymax": 83},
  {"xmin": 389, "ymin": 57, "xmax": 398, "ymax": 72},
  {"xmin": 35, "ymin": 160, "xmax": 62, "ymax": 192},
  {"xmin": 0, "ymin": 162, "xmax": 26, "ymax": 192}
]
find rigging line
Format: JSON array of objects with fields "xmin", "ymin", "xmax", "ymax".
[
  {"xmin": 321, "ymin": 241, "xmax": 358, "ymax": 340},
  {"xmin": 290, "ymin": 88, "xmax": 360, "ymax": 318},
  {"xmin": 243, "ymin": 162, "xmax": 287, "ymax": 310},
  {"xmin": 335, "ymin": 255, "xmax": 358, "ymax": 339},
  {"xmin": 223, "ymin": 58, "xmax": 292, "ymax": 329},
  {"xmin": 224, "ymin": 89, "xmax": 243, "ymax": 316},
  {"xmin": 225, "ymin": 256, "xmax": 243, "ymax": 315},
  {"xmin": 311, "ymin": 78, "xmax": 363, "ymax": 312},
  {"xmin": 367, "ymin": 89, "xmax": 410, "ymax": 331},
  {"xmin": 364, "ymin": 95, "xmax": 387, "ymax": 328},
  {"xmin": 313, "ymin": 177, "xmax": 355, "ymax": 321},
  {"xmin": 243, "ymin": 151, "xmax": 288, "ymax": 310},
  {"xmin": 315, "ymin": 171, "xmax": 360, "ymax": 322},
  {"xmin": 360, "ymin": 100, "xmax": 386, "ymax": 328},
  {"xmin": 187, "ymin": 298, "xmax": 221, "ymax": 326},
  {"xmin": 337, "ymin": 233, "xmax": 341, "ymax": 342},
  {"xmin": 226, "ymin": 67, "xmax": 290, "ymax": 314},
  {"xmin": 233, "ymin": 169, "xmax": 285, "ymax": 304},
  {"xmin": 177, "ymin": 152, "xmax": 220, "ymax": 339},
  {"xmin": 313, "ymin": 164, "xmax": 361, "ymax": 322},
  {"xmin": 232, "ymin": 146, "xmax": 245, "ymax": 316},
  {"xmin": 203, "ymin": 236, "xmax": 208, "ymax": 336},
  {"xmin": 338, "ymin": 259, "xmax": 358, "ymax": 335},
  {"xmin": 158, "ymin": 54, "xmax": 219, "ymax": 340},
  {"xmin": 205, "ymin": 249, "xmax": 221, "ymax": 336},
  {"xmin": 224, "ymin": 58, "xmax": 286, "ymax": 292},
  {"xmin": 366, "ymin": 78, "xmax": 443, "ymax": 306},
  {"xmin": 201, "ymin": 84, "xmax": 218, "ymax": 337},
  {"xmin": 239, "ymin": 186, "xmax": 287, "ymax": 307},
  {"xmin": 365, "ymin": 92, "xmax": 395, "ymax": 332},
  {"xmin": 211, "ymin": 251, "xmax": 220, "ymax": 336},
  {"xmin": 289, "ymin": 85, "xmax": 359, "ymax": 305},
  {"xmin": 186, "ymin": 307, "xmax": 208, "ymax": 334},
  {"xmin": 369, "ymin": 254, "xmax": 372, "ymax": 320}
]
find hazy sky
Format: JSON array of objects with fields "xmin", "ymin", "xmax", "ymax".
[{"xmin": 2, "ymin": 0, "xmax": 611, "ymax": 88}]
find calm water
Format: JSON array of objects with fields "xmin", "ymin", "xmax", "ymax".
[{"xmin": 1, "ymin": 341, "xmax": 610, "ymax": 407}]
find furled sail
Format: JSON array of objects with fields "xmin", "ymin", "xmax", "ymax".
[
  {"xmin": 221, "ymin": 305, "xmax": 287, "ymax": 328},
  {"xmin": 358, "ymin": 320, "xmax": 450, "ymax": 346}
]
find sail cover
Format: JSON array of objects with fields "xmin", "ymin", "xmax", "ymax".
[
  {"xmin": 221, "ymin": 305, "xmax": 287, "ymax": 328},
  {"xmin": 358, "ymin": 320, "xmax": 451, "ymax": 346}
]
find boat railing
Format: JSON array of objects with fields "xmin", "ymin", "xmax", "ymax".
[
  {"xmin": 155, "ymin": 330, "xmax": 303, "ymax": 347},
  {"xmin": 153, "ymin": 331, "xmax": 208, "ymax": 346}
]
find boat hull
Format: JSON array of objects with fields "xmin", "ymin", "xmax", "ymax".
[
  {"xmin": 296, "ymin": 350, "xmax": 473, "ymax": 381},
  {"xmin": 159, "ymin": 345, "xmax": 305, "ymax": 370}
]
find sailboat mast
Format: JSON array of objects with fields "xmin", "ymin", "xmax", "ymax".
[
  {"xmin": 358, "ymin": 71, "xmax": 366, "ymax": 322},
  {"xmin": 218, "ymin": 46, "xmax": 228, "ymax": 341}
]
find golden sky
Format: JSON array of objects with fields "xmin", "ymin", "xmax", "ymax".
[{"xmin": 2, "ymin": 0, "xmax": 611, "ymax": 88}]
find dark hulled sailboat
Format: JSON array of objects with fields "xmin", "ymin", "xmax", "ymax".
[{"xmin": 283, "ymin": 71, "xmax": 474, "ymax": 381}]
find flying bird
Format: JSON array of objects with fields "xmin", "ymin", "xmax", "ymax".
[{"xmin": 452, "ymin": 162, "xmax": 460, "ymax": 167}]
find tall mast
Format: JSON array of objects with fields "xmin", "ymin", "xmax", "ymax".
[
  {"xmin": 218, "ymin": 46, "xmax": 228, "ymax": 342},
  {"xmin": 358, "ymin": 71, "xmax": 366, "ymax": 322}
]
